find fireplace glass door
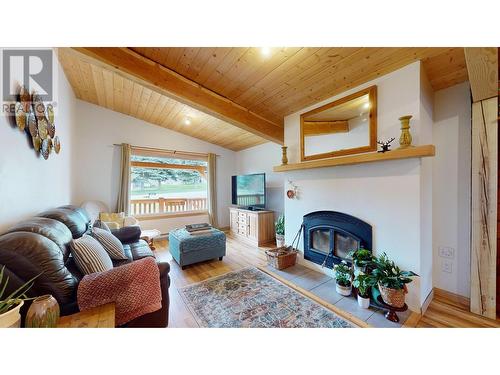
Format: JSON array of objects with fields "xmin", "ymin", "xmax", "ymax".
[
  {"xmin": 311, "ymin": 229, "xmax": 331, "ymax": 255},
  {"xmin": 334, "ymin": 231, "xmax": 359, "ymax": 259},
  {"xmin": 309, "ymin": 228, "xmax": 360, "ymax": 261}
]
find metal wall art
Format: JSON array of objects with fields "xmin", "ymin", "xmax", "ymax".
[{"xmin": 12, "ymin": 85, "xmax": 61, "ymax": 160}]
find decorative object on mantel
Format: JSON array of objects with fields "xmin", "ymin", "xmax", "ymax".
[
  {"xmin": 281, "ymin": 146, "xmax": 288, "ymax": 165},
  {"xmin": 286, "ymin": 179, "xmax": 298, "ymax": 199},
  {"xmin": 274, "ymin": 214, "xmax": 285, "ymax": 247},
  {"xmin": 25, "ymin": 294, "xmax": 60, "ymax": 328},
  {"xmin": 8, "ymin": 86, "xmax": 60, "ymax": 160},
  {"xmin": 333, "ymin": 260, "xmax": 353, "ymax": 296},
  {"xmin": 398, "ymin": 115, "xmax": 413, "ymax": 149},
  {"xmin": 377, "ymin": 137, "xmax": 395, "ymax": 153}
]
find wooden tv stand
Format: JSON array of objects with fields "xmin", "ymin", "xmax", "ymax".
[{"xmin": 229, "ymin": 207, "xmax": 275, "ymax": 246}]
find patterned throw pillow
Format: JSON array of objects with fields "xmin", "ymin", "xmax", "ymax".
[
  {"xmin": 91, "ymin": 227, "xmax": 128, "ymax": 260},
  {"xmin": 93, "ymin": 219, "xmax": 111, "ymax": 232},
  {"xmin": 99, "ymin": 212, "xmax": 125, "ymax": 228},
  {"xmin": 70, "ymin": 235, "xmax": 113, "ymax": 275}
]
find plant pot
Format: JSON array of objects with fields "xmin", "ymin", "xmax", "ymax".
[
  {"xmin": 26, "ymin": 294, "xmax": 60, "ymax": 328},
  {"xmin": 335, "ymin": 283, "xmax": 352, "ymax": 296},
  {"xmin": 378, "ymin": 282, "xmax": 407, "ymax": 308},
  {"xmin": 276, "ymin": 234, "xmax": 285, "ymax": 247},
  {"xmin": 357, "ymin": 295, "xmax": 370, "ymax": 309},
  {"xmin": 0, "ymin": 300, "xmax": 24, "ymax": 328}
]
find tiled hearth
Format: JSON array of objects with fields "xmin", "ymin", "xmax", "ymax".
[{"xmin": 265, "ymin": 263, "xmax": 412, "ymax": 328}]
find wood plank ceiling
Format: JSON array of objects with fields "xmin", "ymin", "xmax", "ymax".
[{"xmin": 58, "ymin": 47, "xmax": 468, "ymax": 151}]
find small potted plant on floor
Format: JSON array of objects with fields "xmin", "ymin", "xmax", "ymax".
[
  {"xmin": 275, "ymin": 214, "xmax": 285, "ymax": 247},
  {"xmin": 372, "ymin": 253, "xmax": 417, "ymax": 308},
  {"xmin": 347, "ymin": 248, "xmax": 373, "ymax": 275},
  {"xmin": 0, "ymin": 266, "xmax": 39, "ymax": 328},
  {"xmin": 353, "ymin": 273, "xmax": 375, "ymax": 309},
  {"xmin": 333, "ymin": 260, "xmax": 352, "ymax": 296}
]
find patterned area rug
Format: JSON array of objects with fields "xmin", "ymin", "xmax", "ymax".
[{"xmin": 178, "ymin": 267, "xmax": 354, "ymax": 328}]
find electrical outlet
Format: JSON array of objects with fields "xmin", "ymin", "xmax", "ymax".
[
  {"xmin": 441, "ymin": 260, "xmax": 453, "ymax": 273},
  {"xmin": 439, "ymin": 246, "xmax": 455, "ymax": 259}
]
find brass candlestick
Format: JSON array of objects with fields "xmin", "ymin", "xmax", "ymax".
[
  {"xmin": 281, "ymin": 146, "xmax": 288, "ymax": 165},
  {"xmin": 398, "ymin": 115, "xmax": 413, "ymax": 149}
]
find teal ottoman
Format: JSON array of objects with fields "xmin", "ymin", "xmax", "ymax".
[{"xmin": 169, "ymin": 228, "xmax": 226, "ymax": 269}]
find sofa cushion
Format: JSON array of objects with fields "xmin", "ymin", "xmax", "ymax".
[
  {"xmin": 111, "ymin": 225, "xmax": 141, "ymax": 244},
  {"xmin": 90, "ymin": 227, "xmax": 128, "ymax": 260},
  {"xmin": 70, "ymin": 235, "xmax": 113, "ymax": 275},
  {"xmin": 38, "ymin": 206, "xmax": 91, "ymax": 239}
]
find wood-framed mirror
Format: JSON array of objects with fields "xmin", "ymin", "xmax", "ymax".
[{"xmin": 300, "ymin": 85, "xmax": 377, "ymax": 161}]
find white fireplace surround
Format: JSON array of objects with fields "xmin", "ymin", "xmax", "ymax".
[{"xmin": 282, "ymin": 62, "xmax": 434, "ymax": 312}]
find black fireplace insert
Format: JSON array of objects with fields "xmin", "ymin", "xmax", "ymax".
[{"xmin": 303, "ymin": 211, "xmax": 372, "ymax": 268}]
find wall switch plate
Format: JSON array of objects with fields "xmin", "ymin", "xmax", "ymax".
[
  {"xmin": 441, "ymin": 260, "xmax": 453, "ymax": 273},
  {"xmin": 439, "ymin": 246, "xmax": 455, "ymax": 259}
]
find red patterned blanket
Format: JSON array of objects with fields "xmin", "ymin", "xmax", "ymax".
[{"xmin": 77, "ymin": 257, "xmax": 162, "ymax": 326}]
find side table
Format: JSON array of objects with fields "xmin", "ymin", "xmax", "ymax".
[{"xmin": 57, "ymin": 303, "xmax": 115, "ymax": 328}]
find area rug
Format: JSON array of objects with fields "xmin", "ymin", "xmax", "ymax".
[{"xmin": 178, "ymin": 267, "xmax": 354, "ymax": 328}]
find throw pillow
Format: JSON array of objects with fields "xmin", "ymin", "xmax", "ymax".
[
  {"xmin": 69, "ymin": 235, "xmax": 113, "ymax": 275},
  {"xmin": 99, "ymin": 212, "xmax": 125, "ymax": 228},
  {"xmin": 93, "ymin": 219, "xmax": 111, "ymax": 232},
  {"xmin": 91, "ymin": 227, "xmax": 128, "ymax": 260}
]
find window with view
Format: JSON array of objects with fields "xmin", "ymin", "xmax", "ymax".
[{"xmin": 129, "ymin": 154, "xmax": 208, "ymax": 216}]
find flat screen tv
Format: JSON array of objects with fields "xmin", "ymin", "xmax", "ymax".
[{"xmin": 231, "ymin": 173, "xmax": 266, "ymax": 209}]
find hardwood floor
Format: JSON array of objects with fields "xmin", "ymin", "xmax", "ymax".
[{"xmin": 154, "ymin": 234, "xmax": 500, "ymax": 328}]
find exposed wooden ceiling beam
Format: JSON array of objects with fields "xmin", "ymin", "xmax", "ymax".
[
  {"xmin": 303, "ymin": 121, "xmax": 349, "ymax": 136},
  {"xmin": 70, "ymin": 47, "xmax": 284, "ymax": 144},
  {"xmin": 464, "ymin": 47, "xmax": 498, "ymax": 102}
]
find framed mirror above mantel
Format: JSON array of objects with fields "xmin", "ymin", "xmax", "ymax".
[{"xmin": 300, "ymin": 86, "xmax": 377, "ymax": 162}]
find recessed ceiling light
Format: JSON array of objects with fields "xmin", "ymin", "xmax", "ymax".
[
  {"xmin": 261, "ymin": 47, "xmax": 271, "ymax": 57},
  {"xmin": 363, "ymin": 102, "xmax": 370, "ymax": 109},
  {"xmin": 184, "ymin": 117, "xmax": 191, "ymax": 125}
]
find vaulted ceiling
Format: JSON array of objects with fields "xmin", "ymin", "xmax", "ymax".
[{"xmin": 58, "ymin": 47, "xmax": 468, "ymax": 151}]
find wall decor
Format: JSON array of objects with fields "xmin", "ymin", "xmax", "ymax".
[
  {"xmin": 7, "ymin": 87, "xmax": 61, "ymax": 160},
  {"xmin": 398, "ymin": 115, "xmax": 413, "ymax": 148},
  {"xmin": 286, "ymin": 179, "xmax": 298, "ymax": 199},
  {"xmin": 377, "ymin": 137, "xmax": 395, "ymax": 153}
]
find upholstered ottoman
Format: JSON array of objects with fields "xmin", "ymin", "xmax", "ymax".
[{"xmin": 169, "ymin": 228, "xmax": 226, "ymax": 269}]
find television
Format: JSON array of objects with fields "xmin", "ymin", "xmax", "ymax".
[{"xmin": 231, "ymin": 173, "xmax": 266, "ymax": 209}]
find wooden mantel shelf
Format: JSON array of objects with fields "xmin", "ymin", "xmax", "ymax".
[{"xmin": 273, "ymin": 145, "xmax": 435, "ymax": 172}]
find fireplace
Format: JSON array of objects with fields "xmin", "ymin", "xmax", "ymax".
[{"xmin": 303, "ymin": 211, "xmax": 372, "ymax": 268}]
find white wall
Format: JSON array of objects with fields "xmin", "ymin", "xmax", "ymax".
[
  {"xmin": 235, "ymin": 142, "xmax": 284, "ymax": 216},
  {"xmin": 73, "ymin": 100, "xmax": 237, "ymax": 234},
  {"xmin": 0, "ymin": 49, "xmax": 76, "ymax": 232},
  {"xmin": 432, "ymin": 81, "xmax": 471, "ymax": 297},
  {"xmin": 283, "ymin": 62, "xmax": 431, "ymax": 311}
]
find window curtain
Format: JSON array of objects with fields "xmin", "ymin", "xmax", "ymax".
[
  {"xmin": 116, "ymin": 143, "xmax": 131, "ymax": 215},
  {"xmin": 207, "ymin": 153, "xmax": 218, "ymax": 228}
]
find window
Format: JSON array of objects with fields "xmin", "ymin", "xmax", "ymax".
[{"xmin": 129, "ymin": 153, "xmax": 208, "ymax": 216}]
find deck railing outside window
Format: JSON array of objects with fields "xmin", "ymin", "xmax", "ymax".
[{"xmin": 130, "ymin": 197, "xmax": 207, "ymax": 216}]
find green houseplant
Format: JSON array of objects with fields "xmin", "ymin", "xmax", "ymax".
[
  {"xmin": 0, "ymin": 266, "xmax": 39, "ymax": 328},
  {"xmin": 333, "ymin": 260, "xmax": 352, "ymax": 296},
  {"xmin": 353, "ymin": 273, "xmax": 376, "ymax": 309},
  {"xmin": 275, "ymin": 214, "xmax": 285, "ymax": 247},
  {"xmin": 347, "ymin": 248, "xmax": 373, "ymax": 274},
  {"xmin": 372, "ymin": 253, "xmax": 417, "ymax": 308}
]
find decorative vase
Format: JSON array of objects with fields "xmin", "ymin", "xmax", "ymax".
[
  {"xmin": 26, "ymin": 294, "xmax": 60, "ymax": 328},
  {"xmin": 357, "ymin": 295, "xmax": 370, "ymax": 309},
  {"xmin": 398, "ymin": 115, "xmax": 413, "ymax": 149},
  {"xmin": 335, "ymin": 283, "xmax": 352, "ymax": 296},
  {"xmin": 0, "ymin": 300, "xmax": 24, "ymax": 328},
  {"xmin": 281, "ymin": 146, "xmax": 288, "ymax": 165},
  {"xmin": 276, "ymin": 234, "xmax": 285, "ymax": 247},
  {"xmin": 378, "ymin": 283, "xmax": 407, "ymax": 308}
]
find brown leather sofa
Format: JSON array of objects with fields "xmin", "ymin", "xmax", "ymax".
[{"xmin": 0, "ymin": 205, "xmax": 170, "ymax": 327}]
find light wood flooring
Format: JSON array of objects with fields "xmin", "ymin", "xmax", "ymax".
[{"xmin": 154, "ymin": 234, "xmax": 500, "ymax": 328}]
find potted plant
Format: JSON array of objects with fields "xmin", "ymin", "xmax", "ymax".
[
  {"xmin": 275, "ymin": 214, "xmax": 285, "ymax": 247},
  {"xmin": 353, "ymin": 273, "xmax": 375, "ymax": 309},
  {"xmin": 0, "ymin": 266, "xmax": 38, "ymax": 328},
  {"xmin": 347, "ymin": 248, "xmax": 373, "ymax": 274},
  {"xmin": 372, "ymin": 253, "xmax": 417, "ymax": 308},
  {"xmin": 333, "ymin": 260, "xmax": 352, "ymax": 296}
]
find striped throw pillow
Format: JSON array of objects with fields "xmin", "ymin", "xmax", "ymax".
[
  {"xmin": 70, "ymin": 235, "xmax": 113, "ymax": 275},
  {"xmin": 91, "ymin": 227, "xmax": 128, "ymax": 260}
]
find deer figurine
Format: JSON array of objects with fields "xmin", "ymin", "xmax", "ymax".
[{"xmin": 377, "ymin": 137, "xmax": 395, "ymax": 153}]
